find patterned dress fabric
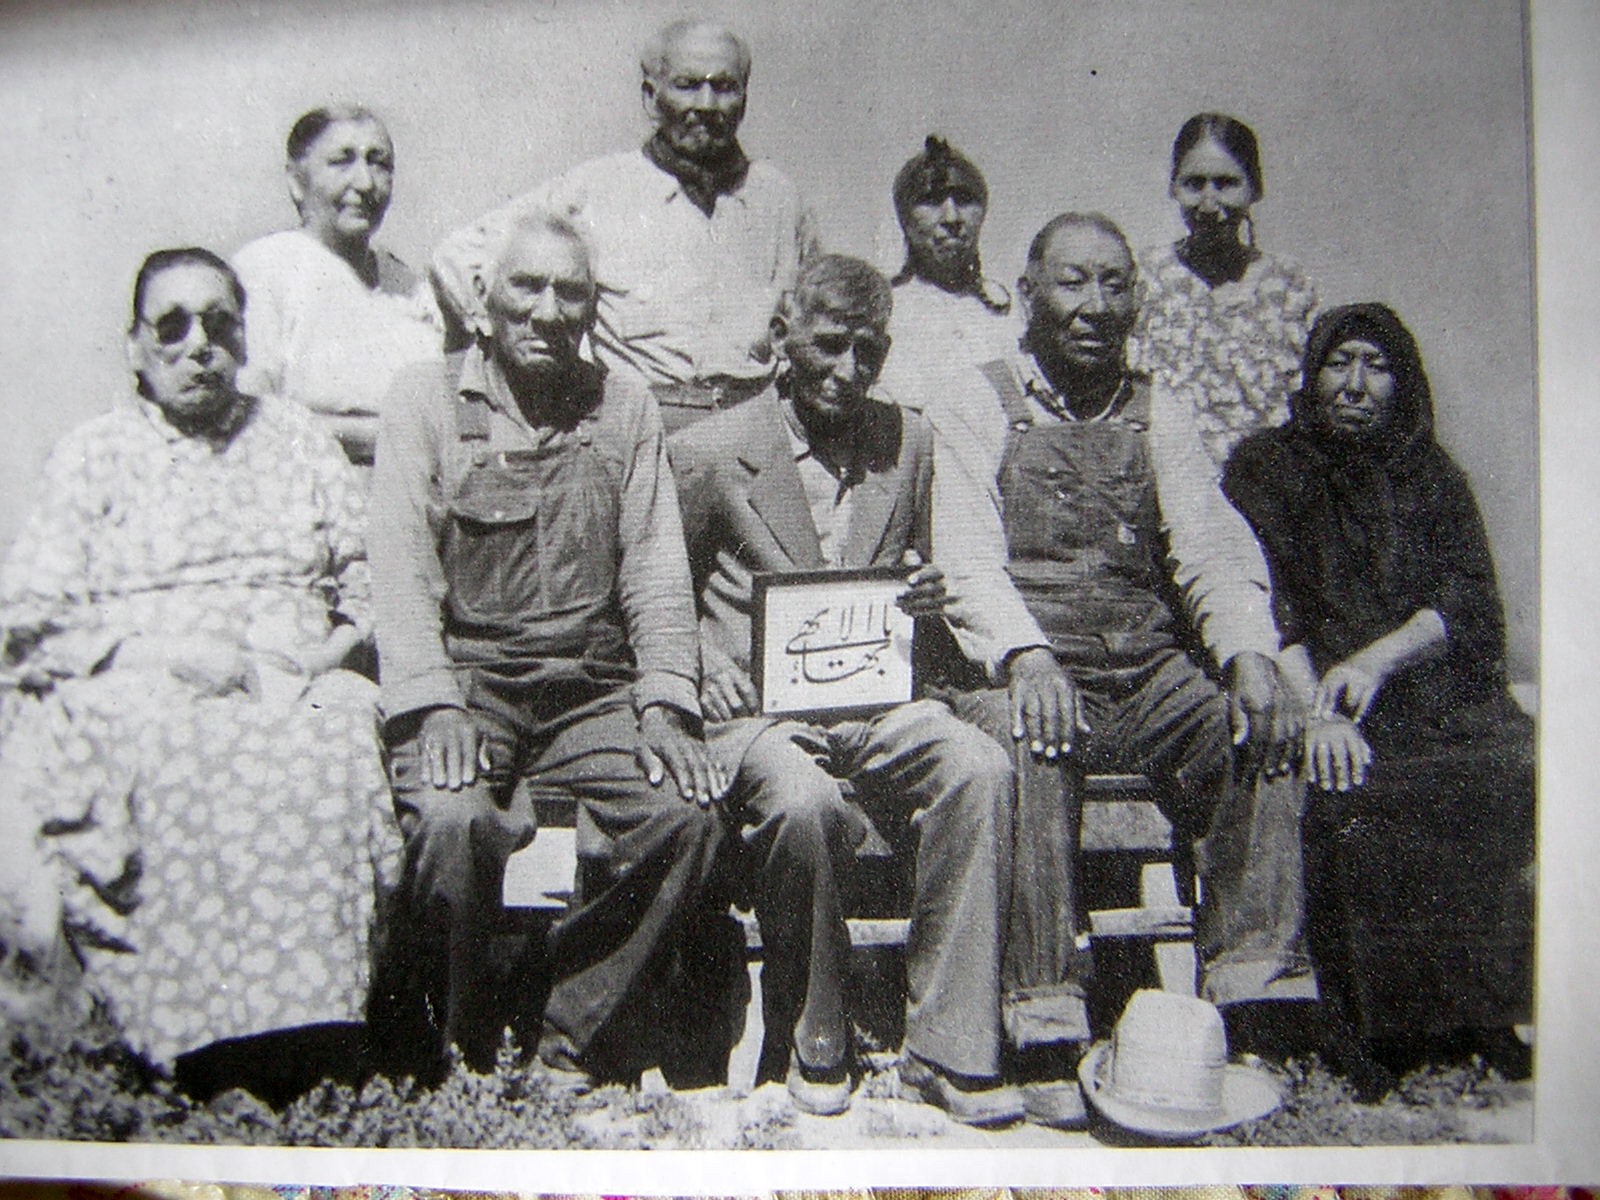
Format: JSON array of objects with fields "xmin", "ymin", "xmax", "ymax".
[
  {"xmin": 1130, "ymin": 243, "xmax": 1318, "ymax": 468},
  {"xmin": 0, "ymin": 393, "xmax": 400, "ymax": 1067}
]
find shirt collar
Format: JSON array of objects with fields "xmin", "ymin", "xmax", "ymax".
[
  {"xmin": 778, "ymin": 389, "xmax": 861, "ymax": 482},
  {"xmin": 459, "ymin": 342, "xmax": 605, "ymax": 426},
  {"xmin": 1014, "ymin": 351, "xmax": 1130, "ymax": 424}
]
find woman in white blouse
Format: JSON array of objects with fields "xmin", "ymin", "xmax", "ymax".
[{"xmin": 234, "ymin": 105, "xmax": 441, "ymax": 466}]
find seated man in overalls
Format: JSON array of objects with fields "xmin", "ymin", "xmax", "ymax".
[
  {"xmin": 932, "ymin": 211, "xmax": 1316, "ymax": 1090},
  {"xmin": 367, "ymin": 212, "xmax": 731, "ymax": 1084}
]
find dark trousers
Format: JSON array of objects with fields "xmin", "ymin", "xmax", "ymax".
[
  {"xmin": 955, "ymin": 648, "xmax": 1315, "ymax": 1040},
  {"xmin": 720, "ymin": 698, "xmax": 1014, "ymax": 1080},
  {"xmin": 369, "ymin": 681, "xmax": 727, "ymax": 1080}
]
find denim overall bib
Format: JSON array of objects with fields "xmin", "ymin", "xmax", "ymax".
[
  {"xmin": 981, "ymin": 362, "xmax": 1174, "ymax": 667},
  {"xmin": 441, "ymin": 385, "xmax": 632, "ymax": 697}
]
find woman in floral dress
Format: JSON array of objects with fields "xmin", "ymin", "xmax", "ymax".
[
  {"xmin": 1131, "ymin": 113, "xmax": 1319, "ymax": 468},
  {"xmin": 0, "ymin": 248, "xmax": 399, "ymax": 1104}
]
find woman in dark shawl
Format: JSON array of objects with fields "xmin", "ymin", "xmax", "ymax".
[{"xmin": 1222, "ymin": 303, "xmax": 1533, "ymax": 1091}]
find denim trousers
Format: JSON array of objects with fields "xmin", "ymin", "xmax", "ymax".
[
  {"xmin": 369, "ymin": 678, "xmax": 730, "ymax": 1081},
  {"xmin": 953, "ymin": 646, "xmax": 1315, "ymax": 1046}
]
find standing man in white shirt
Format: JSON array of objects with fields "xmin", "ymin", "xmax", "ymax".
[{"xmin": 432, "ymin": 19, "xmax": 817, "ymax": 431}]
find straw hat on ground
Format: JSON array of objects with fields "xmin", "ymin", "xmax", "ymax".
[{"xmin": 1078, "ymin": 989, "xmax": 1283, "ymax": 1139}]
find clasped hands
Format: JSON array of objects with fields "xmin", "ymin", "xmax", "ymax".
[{"xmin": 115, "ymin": 626, "xmax": 361, "ymax": 698}]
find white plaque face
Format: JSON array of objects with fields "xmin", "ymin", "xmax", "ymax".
[{"xmin": 754, "ymin": 568, "xmax": 915, "ymax": 717}]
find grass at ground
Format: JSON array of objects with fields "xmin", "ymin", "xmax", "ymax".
[{"xmin": 0, "ymin": 1004, "xmax": 1529, "ymax": 1149}]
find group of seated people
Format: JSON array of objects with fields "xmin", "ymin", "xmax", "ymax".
[{"xmin": 0, "ymin": 18, "xmax": 1532, "ymax": 1129}]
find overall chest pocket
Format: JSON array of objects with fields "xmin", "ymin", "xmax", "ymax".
[
  {"xmin": 443, "ymin": 449, "xmax": 621, "ymax": 628},
  {"xmin": 1004, "ymin": 428, "xmax": 1155, "ymax": 560}
]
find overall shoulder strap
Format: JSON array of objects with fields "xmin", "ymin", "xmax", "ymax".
[{"xmin": 977, "ymin": 359, "xmax": 1034, "ymax": 430}]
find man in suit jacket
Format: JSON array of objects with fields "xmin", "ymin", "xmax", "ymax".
[{"xmin": 670, "ymin": 255, "xmax": 1074, "ymax": 1126}]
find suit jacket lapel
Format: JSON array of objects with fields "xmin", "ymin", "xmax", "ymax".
[{"xmin": 737, "ymin": 402, "xmax": 826, "ymax": 569}]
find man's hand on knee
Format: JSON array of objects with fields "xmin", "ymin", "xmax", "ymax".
[
  {"xmin": 419, "ymin": 706, "xmax": 492, "ymax": 791},
  {"xmin": 637, "ymin": 704, "xmax": 730, "ymax": 808},
  {"xmin": 1005, "ymin": 646, "xmax": 1087, "ymax": 759}
]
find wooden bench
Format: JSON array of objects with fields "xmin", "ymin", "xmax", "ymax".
[{"xmin": 502, "ymin": 773, "xmax": 1196, "ymax": 1088}]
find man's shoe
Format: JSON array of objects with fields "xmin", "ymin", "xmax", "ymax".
[
  {"xmin": 899, "ymin": 1054, "xmax": 1023, "ymax": 1126},
  {"xmin": 535, "ymin": 1035, "xmax": 595, "ymax": 1095},
  {"xmin": 786, "ymin": 1051, "xmax": 853, "ymax": 1116},
  {"xmin": 1022, "ymin": 1078, "xmax": 1088, "ymax": 1129},
  {"xmin": 1014, "ymin": 1042, "xmax": 1088, "ymax": 1129}
]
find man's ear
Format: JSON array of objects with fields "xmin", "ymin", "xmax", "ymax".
[
  {"xmin": 1016, "ymin": 273, "xmax": 1035, "ymax": 324},
  {"xmin": 769, "ymin": 308, "xmax": 790, "ymax": 360},
  {"xmin": 285, "ymin": 161, "xmax": 307, "ymax": 214},
  {"xmin": 640, "ymin": 75, "xmax": 660, "ymax": 126},
  {"xmin": 124, "ymin": 333, "xmax": 141, "ymax": 374}
]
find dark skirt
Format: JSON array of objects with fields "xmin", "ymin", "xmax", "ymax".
[{"xmin": 1304, "ymin": 699, "xmax": 1534, "ymax": 1041}]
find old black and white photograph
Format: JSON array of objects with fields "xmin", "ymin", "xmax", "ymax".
[{"xmin": 0, "ymin": 0, "xmax": 1593, "ymax": 1189}]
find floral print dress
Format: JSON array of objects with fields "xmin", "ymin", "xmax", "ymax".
[
  {"xmin": 1130, "ymin": 243, "xmax": 1319, "ymax": 469},
  {"xmin": 0, "ymin": 394, "xmax": 400, "ymax": 1067}
]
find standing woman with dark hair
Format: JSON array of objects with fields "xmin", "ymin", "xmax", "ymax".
[
  {"xmin": 1132, "ymin": 113, "xmax": 1319, "ymax": 468},
  {"xmin": 1222, "ymin": 304, "xmax": 1534, "ymax": 1095},
  {"xmin": 234, "ymin": 105, "xmax": 441, "ymax": 467}
]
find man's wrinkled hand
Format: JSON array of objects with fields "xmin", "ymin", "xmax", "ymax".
[
  {"xmin": 419, "ymin": 706, "xmax": 492, "ymax": 791},
  {"xmin": 1227, "ymin": 650, "xmax": 1303, "ymax": 781},
  {"xmin": 896, "ymin": 550, "xmax": 949, "ymax": 618},
  {"xmin": 700, "ymin": 661, "xmax": 759, "ymax": 722},
  {"xmin": 1304, "ymin": 715, "xmax": 1373, "ymax": 792},
  {"xmin": 637, "ymin": 704, "xmax": 729, "ymax": 808},
  {"xmin": 1314, "ymin": 654, "xmax": 1388, "ymax": 724},
  {"xmin": 1006, "ymin": 646, "xmax": 1087, "ymax": 760}
]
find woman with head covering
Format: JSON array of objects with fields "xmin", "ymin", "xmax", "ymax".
[
  {"xmin": 233, "ymin": 104, "xmax": 442, "ymax": 467},
  {"xmin": 0, "ymin": 248, "xmax": 401, "ymax": 1105},
  {"xmin": 1222, "ymin": 303, "xmax": 1533, "ymax": 1093},
  {"xmin": 1132, "ymin": 113, "xmax": 1319, "ymax": 468},
  {"xmin": 876, "ymin": 136, "xmax": 1018, "ymax": 427}
]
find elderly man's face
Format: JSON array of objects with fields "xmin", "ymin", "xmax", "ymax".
[
  {"xmin": 643, "ymin": 27, "xmax": 747, "ymax": 161},
  {"xmin": 1020, "ymin": 223, "xmax": 1137, "ymax": 375},
  {"xmin": 483, "ymin": 227, "xmax": 596, "ymax": 381},
  {"xmin": 127, "ymin": 262, "xmax": 245, "ymax": 424},
  {"xmin": 290, "ymin": 117, "xmax": 395, "ymax": 252},
  {"xmin": 777, "ymin": 302, "xmax": 891, "ymax": 432},
  {"xmin": 904, "ymin": 190, "xmax": 986, "ymax": 282}
]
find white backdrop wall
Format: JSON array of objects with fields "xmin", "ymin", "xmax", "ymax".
[{"xmin": 0, "ymin": 0, "xmax": 1536, "ymax": 676}]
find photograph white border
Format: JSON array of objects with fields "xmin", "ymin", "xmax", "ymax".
[{"xmin": 2, "ymin": 0, "xmax": 1596, "ymax": 1190}]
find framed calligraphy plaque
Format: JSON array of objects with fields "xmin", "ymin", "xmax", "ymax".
[{"xmin": 752, "ymin": 567, "xmax": 916, "ymax": 718}]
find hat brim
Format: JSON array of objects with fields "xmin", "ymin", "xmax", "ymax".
[{"xmin": 1077, "ymin": 1040, "xmax": 1283, "ymax": 1139}]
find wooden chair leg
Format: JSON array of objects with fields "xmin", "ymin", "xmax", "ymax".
[{"xmin": 1141, "ymin": 861, "xmax": 1197, "ymax": 996}]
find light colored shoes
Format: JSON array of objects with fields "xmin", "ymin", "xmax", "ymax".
[
  {"xmin": 786, "ymin": 1051, "xmax": 853, "ymax": 1116},
  {"xmin": 899, "ymin": 1054, "xmax": 1024, "ymax": 1126},
  {"xmin": 1022, "ymin": 1077, "xmax": 1088, "ymax": 1128}
]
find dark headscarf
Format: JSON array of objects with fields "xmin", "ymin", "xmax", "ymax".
[
  {"xmin": 1224, "ymin": 303, "xmax": 1510, "ymax": 729},
  {"xmin": 892, "ymin": 135, "xmax": 988, "ymax": 224},
  {"xmin": 1289, "ymin": 302, "xmax": 1434, "ymax": 465}
]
